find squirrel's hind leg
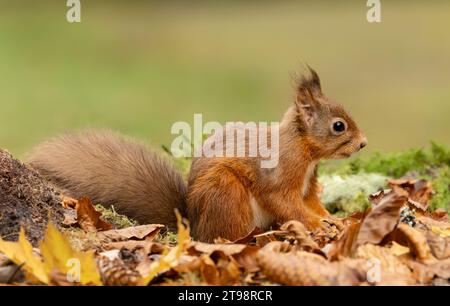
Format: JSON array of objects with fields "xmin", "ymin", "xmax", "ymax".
[{"xmin": 187, "ymin": 168, "xmax": 253, "ymax": 243}]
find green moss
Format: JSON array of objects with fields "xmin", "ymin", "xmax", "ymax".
[
  {"xmin": 319, "ymin": 173, "xmax": 388, "ymax": 215},
  {"xmin": 344, "ymin": 142, "xmax": 449, "ymax": 177},
  {"xmin": 155, "ymin": 230, "xmax": 178, "ymax": 246},
  {"xmin": 94, "ymin": 204, "xmax": 138, "ymax": 229},
  {"xmin": 427, "ymin": 166, "xmax": 450, "ymax": 211},
  {"xmin": 321, "ymin": 142, "xmax": 450, "ymax": 213}
]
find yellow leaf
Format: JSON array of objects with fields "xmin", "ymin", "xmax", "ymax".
[
  {"xmin": 40, "ymin": 223, "xmax": 102, "ymax": 285},
  {"xmin": 431, "ymin": 226, "xmax": 450, "ymax": 238},
  {"xmin": 389, "ymin": 241, "xmax": 410, "ymax": 256},
  {"xmin": 139, "ymin": 211, "xmax": 190, "ymax": 285},
  {"xmin": 0, "ymin": 228, "xmax": 48, "ymax": 284}
]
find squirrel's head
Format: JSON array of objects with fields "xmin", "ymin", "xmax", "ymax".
[{"xmin": 286, "ymin": 67, "xmax": 367, "ymax": 159}]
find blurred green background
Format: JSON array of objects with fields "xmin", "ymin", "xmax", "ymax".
[{"xmin": 0, "ymin": 0, "xmax": 449, "ymax": 158}]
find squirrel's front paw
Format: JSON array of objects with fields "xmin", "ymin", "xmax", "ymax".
[
  {"xmin": 321, "ymin": 216, "xmax": 344, "ymax": 232},
  {"xmin": 309, "ymin": 217, "xmax": 344, "ymax": 246}
]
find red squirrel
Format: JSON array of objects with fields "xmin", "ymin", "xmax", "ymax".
[{"xmin": 28, "ymin": 67, "xmax": 367, "ymax": 242}]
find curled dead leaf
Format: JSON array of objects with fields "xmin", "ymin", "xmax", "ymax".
[
  {"xmin": 392, "ymin": 223, "xmax": 433, "ymax": 262},
  {"xmin": 426, "ymin": 231, "xmax": 450, "ymax": 259},
  {"xmin": 426, "ymin": 208, "xmax": 449, "ymax": 222},
  {"xmin": 389, "ymin": 241, "xmax": 410, "ymax": 257},
  {"xmin": 354, "ymin": 244, "xmax": 415, "ymax": 285},
  {"xmin": 97, "ymin": 224, "xmax": 164, "ymax": 241},
  {"xmin": 356, "ymin": 187, "xmax": 408, "ymax": 247},
  {"xmin": 257, "ymin": 242, "xmax": 364, "ymax": 285},
  {"xmin": 187, "ymin": 241, "xmax": 260, "ymax": 273},
  {"xmin": 329, "ymin": 187, "xmax": 408, "ymax": 259},
  {"xmin": 279, "ymin": 220, "xmax": 324, "ymax": 255},
  {"xmin": 103, "ymin": 240, "xmax": 167, "ymax": 256},
  {"xmin": 388, "ymin": 178, "xmax": 433, "ymax": 212},
  {"xmin": 76, "ymin": 197, "xmax": 113, "ymax": 232}
]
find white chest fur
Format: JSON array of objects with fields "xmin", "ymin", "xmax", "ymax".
[
  {"xmin": 301, "ymin": 162, "xmax": 317, "ymax": 198},
  {"xmin": 250, "ymin": 194, "xmax": 274, "ymax": 230}
]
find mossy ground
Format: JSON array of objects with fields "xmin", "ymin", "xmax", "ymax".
[{"xmin": 320, "ymin": 142, "xmax": 450, "ymax": 215}]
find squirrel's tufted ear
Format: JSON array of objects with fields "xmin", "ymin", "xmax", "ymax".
[{"xmin": 294, "ymin": 66, "xmax": 323, "ymax": 126}]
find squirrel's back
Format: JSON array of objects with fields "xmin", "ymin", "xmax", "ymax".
[{"xmin": 27, "ymin": 130, "xmax": 186, "ymax": 230}]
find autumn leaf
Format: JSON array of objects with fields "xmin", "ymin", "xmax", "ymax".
[
  {"xmin": 97, "ymin": 224, "xmax": 164, "ymax": 241},
  {"xmin": 388, "ymin": 178, "xmax": 434, "ymax": 212},
  {"xmin": 389, "ymin": 241, "xmax": 410, "ymax": 256},
  {"xmin": 138, "ymin": 211, "xmax": 190, "ymax": 285},
  {"xmin": 279, "ymin": 220, "xmax": 324, "ymax": 255},
  {"xmin": 257, "ymin": 241, "xmax": 363, "ymax": 286},
  {"xmin": 76, "ymin": 197, "xmax": 113, "ymax": 232},
  {"xmin": 103, "ymin": 240, "xmax": 166, "ymax": 255},
  {"xmin": 40, "ymin": 223, "xmax": 102, "ymax": 285},
  {"xmin": 431, "ymin": 226, "xmax": 450, "ymax": 238},
  {"xmin": 427, "ymin": 209, "xmax": 449, "ymax": 222},
  {"xmin": 0, "ymin": 228, "xmax": 48, "ymax": 284},
  {"xmin": 188, "ymin": 242, "xmax": 249, "ymax": 257},
  {"xmin": 392, "ymin": 223, "xmax": 433, "ymax": 262},
  {"xmin": 329, "ymin": 187, "xmax": 408, "ymax": 259},
  {"xmin": 354, "ymin": 244, "xmax": 415, "ymax": 285},
  {"xmin": 426, "ymin": 231, "xmax": 450, "ymax": 259},
  {"xmin": 0, "ymin": 223, "xmax": 101, "ymax": 285},
  {"xmin": 355, "ymin": 187, "xmax": 408, "ymax": 247}
]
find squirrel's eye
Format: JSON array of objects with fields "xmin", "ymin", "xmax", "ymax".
[{"xmin": 332, "ymin": 120, "xmax": 346, "ymax": 134}]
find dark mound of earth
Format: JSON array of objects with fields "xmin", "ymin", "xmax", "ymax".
[{"xmin": 0, "ymin": 149, "xmax": 64, "ymax": 245}]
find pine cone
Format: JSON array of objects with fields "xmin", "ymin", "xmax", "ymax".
[{"xmin": 98, "ymin": 257, "xmax": 141, "ymax": 286}]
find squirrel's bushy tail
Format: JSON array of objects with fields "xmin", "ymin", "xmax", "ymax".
[{"xmin": 27, "ymin": 130, "xmax": 186, "ymax": 230}]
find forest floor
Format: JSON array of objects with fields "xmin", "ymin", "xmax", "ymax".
[{"xmin": 0, "ymin": 144, "xmax": 449, "ymax": 286}]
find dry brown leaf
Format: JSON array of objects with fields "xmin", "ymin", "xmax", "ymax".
[
  {"xmin": 61, "ymin": 196, "xmax": 78, "ymax": 209},
  {"xmin": 138, "ymin": 212, "xmax": 191, "ymax": 285},
  {"xmin": 392, "ymin": 223, "xmax": 433, "ymax": 262},
  {"xmin": 401, "ymin": 255, "xmax": 450, "ymax": 284},
  {"xmin": 102, "ymin": 240, "xmax": 167, "ymax": 255},
  {"xmin": 426, "ymin": 209, "xmax": 449, "ymax": 222},
  {"xmin": 426, "ymin": 231, "xmax": 450, "ymax": 259},
  {"xmin": 76, "ymin": 197, "xmax": 113, "ymax": 232},
  {"xmin": 431, "ymin": 226, "xmax": 450, "ymax": 238},
  {"xmin": 97, "ymin": 224, "xmax": 164, "ymax": 241},
  {"xmin": 428, "ymin": 258, "xmax": 450, "ymax": 279},
  {"xmin": 216, "ymin": 255, "xmax": 241, "ymax": 285},
  {"xmin": 279, "ymin": 220, "xmax": 324, "ymax": 255},
  {"xmin": 232, "ymin": 227, "xmax": 263, "ymax": 244},
  {"xmin": 171, "ymin": 255, "xmax": 201, "ymax": 274},
  {"xmin": 369, "ymin": 189, "xmax": 389, "ymax": 205},
  {"xmin": 329, "ymin": 188, "xmax": 407, "ymax": 259},
  {"xmin": 196, "ymin": 251, "xmax": 243, "ymax": 285},
  {"xmin": 187, "ymin": 242, "xmax": 248, "ymax": 257},
  {"xmin": 354, "ymin": 244, "xmax": 415, "ymax": 285},
  {"xmin": 389, "ymin": 242, "xmax": 410, "ymax": 256},
  {"xmin": 328, "ymin": 222, "xmax": 361, "ymax": 259},
  {"xmin": 62, "ymin": 209, "xmax": 78, "ymax": 227},
  {"xmin": 257, "ymin": 242, "xmax": 364, "ymax": 285},
  {"xmin": 355, "ymin": 187, "xmax": 408, "ymax": 247},
  {"xmin": 417, "ymin": 215, "xmax": 450, "ymax": 231},
  {"xmin": 230, "ymin": 245, "xmax": 260, "ymax": 272},
  {"xmin": 388, "ymin": 178, "xmax": 433, "ymax": 212},
  {"xmin": 187, "ymin": 241, "xmax": 260, "ymax": 273},
  {"xmin": 199, "ymin": 254, "xmax": 220, "ymax": 285}
]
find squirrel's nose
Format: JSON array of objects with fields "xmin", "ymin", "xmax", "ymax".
[{"xmin": 359, "ymin": 138, "xmax": 367, "ymax": 149}]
